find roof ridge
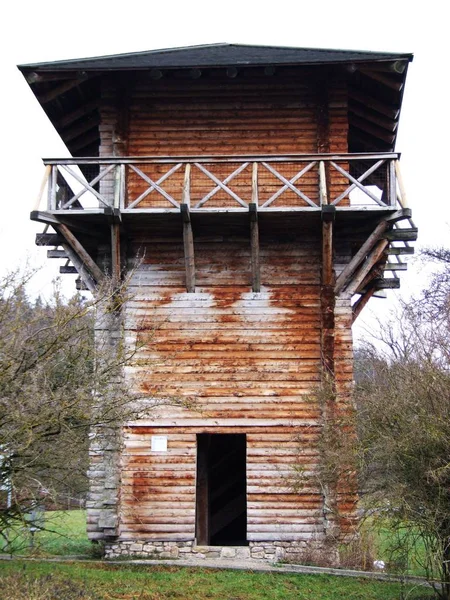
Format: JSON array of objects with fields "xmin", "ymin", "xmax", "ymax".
[{"xmin": 18, "ymin": 43, "xmax": 413, "ymax": 71}]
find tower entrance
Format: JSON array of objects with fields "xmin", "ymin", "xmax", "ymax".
[{"xmin": 196, "ymin": 434, "xmax": 247, "ymax": 546}]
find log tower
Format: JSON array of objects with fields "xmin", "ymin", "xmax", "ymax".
[{"xmin": 19, "ymin": 44, "xmax": 415, "ymax": 562}]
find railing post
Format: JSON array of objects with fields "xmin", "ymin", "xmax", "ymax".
[
  {"xmin": 182, "ymin": 163, "xmax": 191, "ymax": 207},
  {"xmin": 49, "ymin": 165, "xmax": 57, "ymax": 210},
  {"xmin": 389, "ymin": 159, "xmax": 396, "ymax": 207},
  {"xmin": 252, "ymin": 162, "xmax": 258, "ymax": 206},
  {"xmin": 113, "ymin": 164, "xmax": 121, "ymax": 210},
  {"xmin": 181, "ymin": 163, "xmax": 195, "ymax": 293},
  {"xmin": 319, "ymin": 160, "xmax": 328, "ymax": 206},
  {"xmin": 120, "ymin": 164, "xmax": 126, "ymax": 210}
]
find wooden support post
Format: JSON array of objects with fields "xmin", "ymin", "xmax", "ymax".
[
  {"xmin": 346, "ymin": 239, "xmax": 389, "ymax": 297},
  {"xmin": 322, "ymin": 224, "xmax": 333, "ymax": 287},
  {"xmin": 321, "ymin": 217, "xmax": 335, "ymax": 382},
  {"xmin": 352, "ymin": 288, "xmax": 377, "ymax": 323},
  {"xmin": 181, "ymin": 164, "xmax": 195, "ymax": 292},
  {"xmin": 316, "ymin": 78, "xmax": 335, "ymax": 382},
  {"xmin": 249, "ymin": 203, "xmax": 260, "ymax": 293},
  {"xmin": 320, "ymin": 282, "xmax": 335, "ymax": 379},
  {"xmin": 356, "ymin": 260, "xmax": 385, "ymax": 293},
  {"xmin": 55, "ymin": 223, "xmax": 104, "ymax": 284},
  {"xmin": 322, "ymin": 206, "xmax": 335, "ymax": 287},
  {"xmin": 111, "ymin": 223, "xmax": 121, "ymax": 285},
  {"xmin": 181, "ymin": 203, "xmax": 195, "ymax": 293},
  {"xmin": 335, "ymin": 220, "xmax": 389, "ymax": 295},
  {"xmin": 60, "ymin": 242, "xmax": 97, "ymax": 293}
]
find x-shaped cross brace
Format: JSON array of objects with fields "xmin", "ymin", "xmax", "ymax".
[
  {"xmin": 60, "ymin": 164, "xmax": 115, "ymax": 209},
  {"xmin": 128, "ymin": 164, "xmax": 182, "ymax": 208},
  {"xmin": 260, "ymin": 162, "xmax": 318, "ymax": 208},
  {"xmin": 194, "ymin": 163, "xmax": 249, "ymax": 208}
]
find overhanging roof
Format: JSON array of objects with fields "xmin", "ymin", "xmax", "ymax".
[
  {"xmin": 18, "ymin": 43, "xmax": 413, "ymax": 72},
  {"xmin": 18, "ymin": 43, "xmax": 413, "ymax": 157}
]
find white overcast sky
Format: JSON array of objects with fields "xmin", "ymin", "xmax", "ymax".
[{"xmin": 0, "ymin": 0, "xmax": 448, "ymax": 338}]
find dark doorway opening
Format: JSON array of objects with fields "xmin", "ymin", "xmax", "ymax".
[{"xmin": 196, "ymin": 434, "xmax": 247, "ymax": 546}]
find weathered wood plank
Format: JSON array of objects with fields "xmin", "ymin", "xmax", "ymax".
[
  {"xmin": 249, "ymin": 203, "xmax": 260, "ymax": 293},
  {"xmin": 55, "ymin": 224, "xmax": 104, "ymax": 283},
  {"xmin": 335, "ymin": 220, "xmax": 388, "ymax": 294}
]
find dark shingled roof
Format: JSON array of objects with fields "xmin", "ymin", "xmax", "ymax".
[{"xmin": 18, "ymin": 43, "xmax": 413, "ymax": 72}]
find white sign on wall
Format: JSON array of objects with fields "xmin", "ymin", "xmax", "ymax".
[{"xmin": 151, "ymin": 435, "xmax": 168, "ymax": 452}]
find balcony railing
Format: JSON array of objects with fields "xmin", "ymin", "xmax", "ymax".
[{"xmin": 35, "ymin": 153, "xmax": 407, "ymax": 213}]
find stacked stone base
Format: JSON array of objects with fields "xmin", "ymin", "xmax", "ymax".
[{"xmin": 104, "ymin": 540, "xmax": 336, "ymax": 563}]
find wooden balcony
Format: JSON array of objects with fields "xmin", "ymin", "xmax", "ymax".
[
  {"xmin": 31, "ymin": 152, "xmax": 414, "ymax": 299},
  {"xmin": 33, "ymin": 153, "xmax": 407, "ymax": 219}
]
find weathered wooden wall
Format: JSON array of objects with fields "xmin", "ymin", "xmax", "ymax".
[
  {"xmin": 114, "ymin": 225, "xmax": 355, "ymax": 543},
  {"xmin": 88, "ymin": 68, "xmax": 357, "ymax": 548},
  {"xmin": 99, "ymin": 69, "xmax": 349, "ymax": 208}
]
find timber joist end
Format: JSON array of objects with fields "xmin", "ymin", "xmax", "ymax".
[
  {"xmin": 321, "ymin": 205, "xmax": 336, "ymax": 222},
  {"xmin": 249, "ymin": 202, "xmax": 258, "ymax": 222},
  {"xmin": 180, "ymin": 203, "xmax": 191, "ymax": 223},
  {"xmin": 104, "ymin": 206, "xmax": 122, "ymax": 224},
  {"xmin": 337, "ymin": 209, "xmax": 416, "ymax": 311}
]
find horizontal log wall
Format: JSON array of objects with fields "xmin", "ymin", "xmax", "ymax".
[
  {"xmin": 113, "ymin": 228, "xmax": 356, "ymax": 544},
  {"xmin": 90, "ymin": 70, "xmax": 357, "ymax": 546},
  {"xmin": 121, "ymin": 425, "xmax": 325, "ymax": 542},
  {"xmin": 125, "ymin": 234, "xmax": 322, "ymax": 418},
  {"xmin": 98, "ymin": 71, "xmax": 349, "ymax": 208}
]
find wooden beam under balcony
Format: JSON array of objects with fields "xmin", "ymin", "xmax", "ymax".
[
  {"xmin": 352, "ymin": 288, "xmax": 377, "ymax": 323},
  {"xmin": 60, "ymin": 242, "xmax": 97, "ymax": 293},
  {"xmin": 335, "ymin": 220, "xmax": 389, "ymax": 295},
  {"xmin": 249, "ymin": 203, "xmax": 260, "ymax": 293},
  {"xmin": 322, "ymin": 205, "xmax": 335, "ymax": 287},
  {"xmin": 181, "ymin": 165, "xmax": 195, "ymax": 293},
  {"xmin": 181, "ymin": 204, "xmax": 195, "ymax": 293},
  {"xmin": 54, "ymin": 223, "xmax": 104, "ymax": 285},
  {"xmin": 387, "ymin": 246, "xmax": 414, "ymax": 255}
]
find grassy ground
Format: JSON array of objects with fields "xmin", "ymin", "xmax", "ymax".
[
  {"xmin": 0, "ymin": 511, "xmax": 437, "ymax": 598},
  {"xmin": 0, "ymin": 559, "xmax": 435, "ymax": 600},
  {"xmin": 0, "ymin": 510, "xmax": 91, "ymax": 556},
  {"xmin": 0, "ymin": 510, "xmax": 428, "ymax": 572},
  {"xmin": 361, "ymin": 520, "xmax": 430, "ymax": 578}
]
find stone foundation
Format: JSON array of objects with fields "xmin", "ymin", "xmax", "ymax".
[{"xmin": 104, "ymin": 540, "xmax": 322, "ymax": 562}]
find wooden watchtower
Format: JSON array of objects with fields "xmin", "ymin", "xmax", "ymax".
[{"xmin": 20, "ymin": 44, "xmax": 414, "ymax": 562}]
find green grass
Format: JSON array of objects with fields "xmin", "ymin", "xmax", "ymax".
[
  {"xmin": 0, "ymin": 510, "xmax": 431, "ymax": 577},
  {"xmin": 0, "ymin": 559, "xmax": 435, "ymax": 600},
  {"xmin": 0, "ymin": 510, "xmax": 91, "ymax": 556},
  {"xmin": 0, "ymin": 512, "xmax": 436, "ymax": 598},
  {"xmin": 362, "ymin": 519, "xmax": 430, "ymax": 578}
]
